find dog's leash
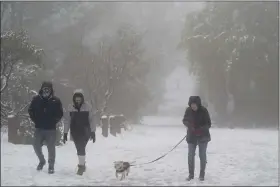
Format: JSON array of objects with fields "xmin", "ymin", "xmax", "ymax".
[{"xmin": 130, "ymin": 134, "xmax": 187, "ymax": 167}]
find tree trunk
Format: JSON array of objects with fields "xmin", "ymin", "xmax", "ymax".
[{"xmin": 101, "ymin": 116, "xmax": 109, "ymax": 137}]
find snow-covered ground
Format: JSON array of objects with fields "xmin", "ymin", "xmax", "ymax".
[
  {"xmin": 142, "ymin": 116, "xmax": 183, "ymax": 126},
  {"xmin": 1, "ymin": 125, "xmax": 278, "ymax": 186}
]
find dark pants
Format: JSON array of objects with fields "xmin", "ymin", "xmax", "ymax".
[
  {"xmin": 33, "ymin": 129, "xmax": 56, "ymax": 167},
  {"xmin": 72, "ymin": 136, "xmax": 89, "ymax": 156},
  {"xmin": 188, "ymin": 141, "xmax": 208, "ymax": 177}
]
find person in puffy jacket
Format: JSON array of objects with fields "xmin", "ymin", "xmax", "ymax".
[
  {"xmin": 183, "ymin": 96, "xmax": 211, "ymax": 181},
  {"xmin": 63, "ymin": 89, "xmax": 97, "ymax": 175},
  {"xmin": 28, "ymin": 81, "xmax": 63, "ymax": 174}
]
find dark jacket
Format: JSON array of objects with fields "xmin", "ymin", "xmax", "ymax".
[
  {"xmin": 183, "ymin": 96, "xmax": 211, "ymax": 144},
  {"xmin": 28, "ymin": 82, "xmax": 63, "ymax": 130},
  {"xmin": 64, "ymin": 89, "xmax": 96, "ymax": 141}
]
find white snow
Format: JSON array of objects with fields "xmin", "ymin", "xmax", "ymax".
[
  {"xmin": 1, "ymin": 125, "xmax": 278, "ymax": 186},
  {"xmin": 7, "ymin": 114, "xmax": 15, "ymax": 118},
  {"xmin": 1, "ymin": 75, "xmax": 8, "ymax": 92},
  {"xmin": 142, "ymin": 116, "xmax": 183, "ymax": 126},
  {"xmin": 29, "ymin": 90, "xmax": 38, "ymax": 95}
]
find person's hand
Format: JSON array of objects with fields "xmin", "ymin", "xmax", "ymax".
[
  {"xmin": 63, "ymin": 133, "xmax": 68, "ymax": 144},
  {"xmin": 90, "ymin": 131, "xmax": 96, "ymax": 143}
]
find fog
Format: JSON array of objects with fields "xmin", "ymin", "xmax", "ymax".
[
  {"xmin": 1, "ymin": 2, "xmax": 204, "ymax": 118},
  {"xmin": 1, "ymin": 2, "xmax": 278, "ymax": 128},
  {"xmin": 1, "ymin": 2, "xmax": 278, "ymax": 185}
]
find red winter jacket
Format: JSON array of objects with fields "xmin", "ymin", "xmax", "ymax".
[{"xmin": 190, "ymin": 123, "xmax": 203, "ymax": 136}]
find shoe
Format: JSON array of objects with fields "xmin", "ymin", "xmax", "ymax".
[
  {"xmin": 186, "ymin": 175, "xmax": 194, "ymax": 181},
  {"xmin": 199, "ymin": 176, "xmax": 204, "ymax": 181},
  {"xmin": 48, "ymin": 165, "xmax": 55, "ymax": 174},
  {"xmin": 36, "ymin": 161, "xmax": 46, "ymax": 171},
  {"xmin": 77, "ymin": 165, "xmax": 86, "ymax": 176},
  {"xmin": 199, "ymin": 171, "xmax": 205, "ymax": 181}
]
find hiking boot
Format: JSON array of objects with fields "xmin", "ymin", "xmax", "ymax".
[
  {"xmin": 186, "ymin": 175, "xmax": 194, "ymax": 181},
  {"xmin": 48, "ymin": 165, "xmax": 55, "ymax": 174},
  {"xmin": 77, "ymin": 165, "xmax": 86, "ymax": 176},
  {"xmin": 36, "ymin": 160, "xmax": 46, "ymax": 171}
]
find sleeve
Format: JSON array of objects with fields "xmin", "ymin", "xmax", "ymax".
[
  {"xmin": 201, "ymin": 108, "xmax": 211, "ymax": 130},
  {"xmin": 87, "ymin": 102, "xmax": 96, "ymax": 132},
  {"xmin": 204, "ymin": 108, "xmax": 212, "ymax": 128},
  {"xmin": 63, "ymin": 104, "xmax": 72, "ymax": 134},
  {"xmin": 182, "ymin": 107, "xmax": 192, "ymax": 127},
  {"xmin": 28, "ymin": 97, "xmax": 36, "ymax": 123},
  {"xmin": 54, "ymin": 98, "xmax": 63, "ymax": 124}
]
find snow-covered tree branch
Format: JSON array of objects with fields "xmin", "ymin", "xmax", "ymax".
[
  {"xmin": 180, "ymin": 2, "xmax": 278, "ymax": 127},
  {"xmin": 1, "ymin": 30, "xmax": 43, "ymax": 125}
]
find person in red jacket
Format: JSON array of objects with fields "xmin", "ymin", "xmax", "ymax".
[{"xmin": 183, "ymin": 96, "xmax": 211, "ymax": 181}]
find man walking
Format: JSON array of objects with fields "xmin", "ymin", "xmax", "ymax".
[
  {"xmin": 183, "ymin": 96, "xmax": 211, "ymax": 181},
  {"xmin": 28, "ymin": 81, "xmax": 63, "ymax": 174}
]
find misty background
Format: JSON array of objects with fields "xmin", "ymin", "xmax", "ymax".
[{"xmin": 1, "ymin": 2, "xmax": 278, "ymax": 131}]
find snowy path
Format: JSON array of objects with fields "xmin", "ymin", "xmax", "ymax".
[{"xmin": 1, "ymin": 126, "xmax": 278, "ymax": 186}]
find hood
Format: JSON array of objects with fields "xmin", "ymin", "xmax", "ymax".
[
  {"xmin": 39, "ymin": 81, "xmax": 54, "ymax": 97},
  {"xmin": 72, "ymin": 89, "xmax": 85, "ymax": 105},
  {"xmin": 188, "ymin": 96, "xmax": 202, "ymax": 107}
]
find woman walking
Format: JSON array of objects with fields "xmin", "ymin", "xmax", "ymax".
[
  {"xmin": 183, "ymin": 96, "xmax": 211, "ymax": 181},
  {"xmin": 63, "ymin": 89, "xmax": 96, "ymax": 175}
]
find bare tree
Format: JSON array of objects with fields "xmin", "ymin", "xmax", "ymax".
[{"xmin": 85, "ymin": 38, "xmax": 129, "ymax": 116}]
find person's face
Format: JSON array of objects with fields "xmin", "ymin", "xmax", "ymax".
[
  {"xmin": 75, "ymin": 97, "xmax": 82, "ymax": 105},
  {"xmin": 191, "ymin": 103, "xmax": 198, "ymax": 111},
  {"xmin": 42, "ymin": 87, "xmax": 51, "ymax": 98}
]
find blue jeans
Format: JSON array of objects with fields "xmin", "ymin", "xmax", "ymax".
[{"xmin": 188, "ymin": 142, "xmax": 208, "ymax": 177}]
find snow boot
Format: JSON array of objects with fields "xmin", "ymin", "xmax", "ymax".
[
  {"xmin": 48, "ymin": 165, "xmax": 55, "ymax": 174},
  {"xmin": 36, "ymin": 160, "xmax": 46, "ymax": 171},
  {"xmin": 77, "ymin": 165, "xmax": 86, "ymax": 176}
]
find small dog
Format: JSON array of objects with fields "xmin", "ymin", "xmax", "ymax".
[{"xmin": 114, "ymin": 161, "xmax": 131, "ymax": 180}]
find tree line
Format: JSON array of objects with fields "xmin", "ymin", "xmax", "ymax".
[
  {"xmin": 180, "ymin": 2, "xmax": 278, "ymax": 128},
  {"xmin": 0, "ymin": 2, "xmax": 167, "ymax": 127}
]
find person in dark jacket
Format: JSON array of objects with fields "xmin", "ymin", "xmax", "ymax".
[
  {"xmin": 63, "ymin": 89, "xmax": 96, "ymax": 176},
  {"xmin": 28, "ymin": 81, "xmax": 63, "ymax": 174},
  {"xmin": 183, "ymin": 96, "xmax": 211, "ymax": 181}
]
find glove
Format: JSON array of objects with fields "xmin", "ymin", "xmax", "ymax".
[
  {"xmin": 63, "ymin": 133, "xmax": 68, "ymax": 144},
  {"xmin": 90, "ymin": 131, "xmax": 96, "ymax": 143}
]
